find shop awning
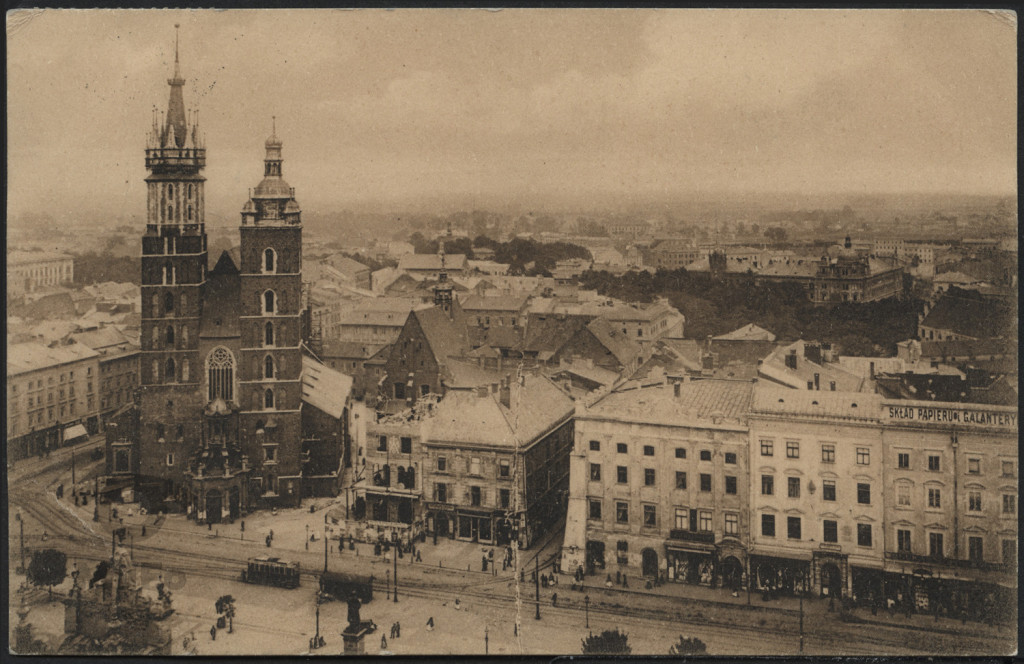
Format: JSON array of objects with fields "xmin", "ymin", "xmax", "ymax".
[{"xmin": 63, "ymin": 423, "xmax": 88, "ymax": 440}]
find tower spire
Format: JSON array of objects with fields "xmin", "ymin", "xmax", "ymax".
[{"xmin": 163, "ymin": 24, "xmax": 187, "ymax": 148}]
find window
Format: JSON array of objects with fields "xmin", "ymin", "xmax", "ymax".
[
  {"xmin": 265, "ymin": 322, "xmax": 274, "ymax": 346},
  {"xmin": 1001, "ymin": 461, "xmax": 1015, "ymax": 477},
  {"xmin": 590, "ymin": 463, "xmax": 602, "ymax": 481},
  {"xmin": 761, "ymin": 475, "xmax": 774, "ymax": 496},
  {"xmin": 264, "ymin": 355, "xmax": 275, "ymax": 379},
  {"xmin": 643, "ymin": 445, "xmax": 655, "ymax": 456},
  {"xmin": 857, "ymin": 483, "xmax": 871, "ymax": 505},
  {"xmin": 263, "ymin": 290, "xmax": 276, "ymax": 314},
  {"xmin": 857, "ymin": 523, "xmax": 872, "ymax": 547},
  {"xmin": 928, "ymin": 455, "xmax": 941, "ymax": 472},
  {"xmin": 264, "ymin": 446, "xmax": 277, "ymax": 462},
  {"xmin": 616, "ymin": 443, "xmax": 627, "ymax": 454},
  {"xmin": 822, "ymin": 480, "xmax": 836, "ymax": 501},
  {"xmin": 616, "ymin": 541, "xmax": 628, "ymax": 564},
  {"xmin": 724, "ymin": 452, "xmax": 737, "ymax": 465},
  {"xmin": 856, "ymin": 448, "xmax": 870, "ymax": 465},
  {"xmin": 643, "ymin": 504, "xmax": 657, "ymax": 527},
  {"xmin": 897, "ymin": 529, "xmax": 911, "ymax": 553},
  {"xmin": 644, "ymin": 468, "xmax": 656, "ymax": 486},
  {"xmin": 674, "ymin": 508, "xmax": 688, "ymax": 530},
  {"xmin": 927, "ymin": 488, "xmax": 941, "ymax": 508},
  {"xmin": 968, "ymin": 492, "xmax": 982, "ymax": 512},
  {"xmin": 377, "ymin": 436, "xmax": 387, "ymax": 452},
  {"xmin": 470, "ymin": 486, "xmax": 481, "ymax": 506},
  {"xmin": 698, "ymin": 510, "xmax": 712, "ymax": 531},
  {"xmin": 896, "ymin": 484, "xmax": 910, "ymax": 507},
  {"xmin": 1001, "ymin": 539, "xmax": 1016, "ymax": 565},
  {"xmin": 897, "ymin": 453, "xmax": 910, "ymax": 469},
  {"xmin": 400, "ymin": 437, "xmax": 412, "ymax": 454},
  {"xmin": 786, "ymin": 441, "xmax": 799, "ymax": 459},
  {"xmin": 394, "ymin": 382, "xmax": 405, "ymax": 400},
  {"xmin": 589, "ymin": 440, "xmax": 601, "ymax": 451},
  {"xmin": 264, "ymin": 388, "xmax": 274, "ymax": 409},
  {"xmin": 967, "ymin": 458, "xmax": 981, "ymax": 474},
  {"xmin": 929, "ymin": 532, "xmax": 944, "ymax": 558},
  {"xmin": 1002, "ymin": 494, "xmax": 1016, "ymax": 515},
  {"xmin": 420, "ymin": 384, "xmax": 430, "ymax": 397},
  {"xmin": 164, "ymin": 292, "xmax": 174, "ymax": 313},
  {"xmin": 821, "ymin": 444, "xmax": 835, "ymax": 463},
  {"xmin": 823, "ymin": 519, "xmax": 838, "ymax": 543},
  {"xmin": 588, "ymin": 499, "xmax": 602, "ymax": 520},
  {"xmin": 675, "ymin": 447, "xmax": 686, "ymax": 459},
  {"xmin": 675, "ymin": 471, "xmax": 687, "ymax": 489},
  {"xmin": 264, "ymin": 248, "xmax": 276, "ymax": 273},
  {"xmin": 617, "ymin": 466, "xmax": 627, "ymax": 484},
  {"xmin": 165, "ymin": 358, "xmax": 176, "ymax": 382},
  {"xmin": 787, "ymin": 516, "xmax": 802, "ymax": 540},
  {"xmin": 616, "ymin": 501, "xmax": 628, "ymax": 524},
  {"xmin": 435, "ymin": 483, "xmax": 448, "ymax": 503},
  {"xmin": 166, "ymin": 453, "xmax": 175, "ymax": 467},
  {"xmin": 725, "ymin": 476, "xmax": 737, "ymax": 495},
  {"xmin": 761, "ymin": 514, "xmax": 776, "ymax": 537},
  {"xmin": 699, "ymin": 450, "xmax": 711, "ymax": 461},
  {"xmin": 968, "ymin": 536, "xmax": 983, "ymax": 563},
  {"xmin": 437, "ymin": 456, "xmax": 447, "ymax": 472},
  {"xmin": 469, "ymin": 457, "xmax": 481, "ymax": 476},
  {"xmin": 760, "ymin": 440, "xmax": 773, "ymax": 457},
  {"xmin": 699, "ymin": 473, "xmax": 711, "ymax": 492},
  {"xmin": 785, "ymin": 477, "xmax": 801, "ymax": 498},
  {"xmin": 725, "ymin": 512, "xmax": 738, "ymax": 535},
  {"xmin": 498, "ymin": 459, "xmax": 510, "ymax": 478}
]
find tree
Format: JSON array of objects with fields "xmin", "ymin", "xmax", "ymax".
[
  {"xmin": 216, "ymin": 595, "xmax": 236, "ymax": 633},
  {"xmin": 764, "ymin": 226, "xmax": 788, "ymax": 245},
  {"xmin": 669, "ymin": 635, "xmax": 708, "ymax": 655},
  {"xmin": 27, "ymin": 549, "xmax": 67, "ymax": 599},
  {"xmin": 581, "ymin": 628, "xmax": 631, "ymax": 655}
]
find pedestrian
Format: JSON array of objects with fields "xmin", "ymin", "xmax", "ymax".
[
  {"xmin": 380, "ymin": 634, "xmax": 388, "ymax": 650},
  {"xmin": 482, "ymin": 555, "xmax": 488, "ymax": 572},
  {"xmin": 454, "ymin": 598, "xmax": 462, "ymax": 610},
  {"xmin": 210, "ymin": 624, "xmax": 217, "ymax": 641},
  {"xmin": 241, "ymin": 520, "xmax": 245, "ymax": 532},
  {"xmin": 396, "ymin": 621, "xmax": 401, "ymax": 638},
  {"xmin": 390, "ymin": 623, "xmax": 396, "ymax": 639},
  {"xmin": 416, "ymin": 550, "xmax": 422, "ymax": 563},
  {"xmin": 426, "ymin": 617, "xmax": 434, "ymax": 632},
  {"xmin": 552, "ymin": 592, "xmax": 557, "ymax": 607}
]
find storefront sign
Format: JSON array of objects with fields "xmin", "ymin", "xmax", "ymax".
[{"xmin": 884, "ymin": 405, "xmax": 1017, "ymax": 430}]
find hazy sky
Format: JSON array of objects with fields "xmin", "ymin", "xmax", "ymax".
[{"xmin": 7, "ymin": 9, "xmax": 1017, "ymax": 223}]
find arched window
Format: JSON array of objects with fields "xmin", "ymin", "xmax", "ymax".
[
  {"xmin": 265, "ymin": 321, "xmax": 274, "ymax": 346},
  {"xmin": 167, "ymin": 205, "xmax": 174, "ymax": 221},
  {"xmin": 164, "ymin": 292, "xmax": 174, "ymax": 314},
  {"xmin": 152, "ymin": 359, "xmax": 160, "ymax": 382},
  {"xmin": 187, "ymin": 184, "xmax": 193, "ymax": 198},
  {"xmin": 182, "ymin": 358, "xmax": 190, "ymax": 382},
  {"xmin": 264, "ymin": 355, "xmax": 275, "ymax": 379},
  {"xmin": 165, "ymin": 358, "xmax": 176, "ymax": 382},
  {"xmin": 181, "ymin": 326, "xmax": 189, "ymax": 346},
  {"xmin": 263, "ymin": 290, "xmax": 275, "ymax": 314},
  {"xmin": 187, "ymin": 205, "xmax": 193, "ymax": 221},
  {"xmin": 207, "ymin": 347, "xmax": 234, "ymax": 401},
  {"xmin": 166, "ymin": 325, "xmax": 175, "ymax": 345},
  {"xmin": 264, "ymin": 388, "xmax": 275, "ymax": 410},
  {"xmin": 167, "ymin": 184, "xmax": 174, "ymax": 197},
  {"xmin": 264, "ymin": 248, "xmax": 276, "ymax": 273},
  {"xmin": 152, "ymin": 293, "xmax": 160, "ymax": 316},
  {"xmin": 152, "ymin": 326, "xmax": 160, "ymax": 347}
]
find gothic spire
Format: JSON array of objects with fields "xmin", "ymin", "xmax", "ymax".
[{"xmin": 163, "ymin": 24, "xmax": 187, "ymax": 148}]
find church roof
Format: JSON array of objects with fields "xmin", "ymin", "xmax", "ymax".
[
  {"xmin": 211, "ymin": 250, "xmax": 239, "ymax": 275},
  {"xmin": 200, "ymin": 253, "xmax": 241, "ymax": 338}
]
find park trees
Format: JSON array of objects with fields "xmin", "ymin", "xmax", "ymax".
[{"xmin": 27, "ymin": 549, "xmax": 67, "ymax": 599}]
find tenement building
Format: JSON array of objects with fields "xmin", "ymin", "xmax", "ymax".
[
  {"xmin": 880, "ymin": 399, "xmax": 1017, "ymax": 620},
  {"xmin": 112, "ymin": 34, "xmax": 351, "ymax": 518},
  {"xmin": 561, "ymin": 379, "xmax": 752, "ymax": 589},
  {"xmin": 748, "ymin": 388, "xmax": 884, "ymax": 599}
]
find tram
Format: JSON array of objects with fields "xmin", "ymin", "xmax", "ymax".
[{"xmin": 241, "ymin": 557, "xmax": 301, "ymax": 589}]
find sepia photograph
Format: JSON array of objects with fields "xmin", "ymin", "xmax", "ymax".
[{"xmin": 6, "ymin": 8, "xmax": 1018, "ymax": 657}]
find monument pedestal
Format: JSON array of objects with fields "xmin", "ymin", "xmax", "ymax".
[{"xmin": 341, "ymin": 626, "xmax": 369, "ymax": 655}]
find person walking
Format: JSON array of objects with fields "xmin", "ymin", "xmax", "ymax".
[
  {"xmin": 426, "ymin": 616, "xmax": 434, "ymax": 632},
  {"xmin": 395, "ymin": 621, "xmax": 401, "ymax": 638},
  {"xmin": 552, "ymin": 592, "xmax": 558, "ymax": 607},
  {"xmin": 210, "ymin": 624, "xmax": 217, "ymax": 641},
  {"xmin": 380, "ymin": 634, "xmax": 388, "ymax": 650}
]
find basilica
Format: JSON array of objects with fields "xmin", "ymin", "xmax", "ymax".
[{"xmin": 106, "ymin": 33, "xmax": 352, "ymax": 520}]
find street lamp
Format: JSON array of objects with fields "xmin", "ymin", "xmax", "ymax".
[
  {"xmin": 584, "ymin": 594, "xmax": 590, "ymax": 628},
  {"xmin": 534, "ymin": 557, "xmax": 540, "ymax": 620},
  {"xmin": 386, "ymin": 569, "xmax": 390, "ymax": 600},
  {"xmin": 314, "ymin": 590, "xmax": 321, "ymax": 649},
  {"xmin": 799, "ymin": 590, "xmax": 805, "ymax": 653},
  {"xmin": 393, "ymin": 544, "xmax": 398, "ymax": 603},
  {"xmin": 484, "ymin": 625, "xmax": 489, "ymax": 654}
]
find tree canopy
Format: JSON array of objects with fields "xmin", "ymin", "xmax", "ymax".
[
  {"xmin": 28, "ymin": 549, "xmax": 67, "ymax": 596},
  {"xmin": 581, "ymin": 628, "xmax": 631, "ymax": 655}
]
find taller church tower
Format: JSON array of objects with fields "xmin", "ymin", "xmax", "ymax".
[
  {"xmin": 237, "ymin": 121, "xmax": 306, "ymax": 506},
  {"xmin": 139, "ymin": 26, "xmax": 208, "ymax": 498}
]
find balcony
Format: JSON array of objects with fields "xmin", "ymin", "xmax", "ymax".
[{"xmin": 668, "ymin": 529, "xmax": 715, "ymax": 544}]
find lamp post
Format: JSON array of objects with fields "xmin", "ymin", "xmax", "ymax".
[
  {"xmin": 71, "ymin": 446, "xmax": 76, "ymax": 488},
  {"xmin": 386, "ymin": 569, "xmax": 390, "ymax": 600},
  {"xmin": 324, "ymin": 526, "xmax": 329, "ymax": 574},
  {"xmin": 584, "ymin": 594, "xmax": 590, "ymax": 628},
  {"xmin": 17, "ymin": 510, "xmax": 25, "ymax": 574},
  {"xmin": 485, "ymin": 625, "xmax": 489, "ymax": 654},
  {"xmin": 314, "ymin": 591, "xmax": 321, "ymax": 649},
  {"xmin": 799, "ymin": 590, "xmax": 805, "ymax": 653},
  {"xmin": 393, "ymin": 544, "xmax": 398, "ymax": 603},
  {"xmin": 534, "ymin": 556, "xmax": 541, "ymax": 620},
  {"xmin": 93, "ymin": 476, "xmax": 99, "ymax": 522}
]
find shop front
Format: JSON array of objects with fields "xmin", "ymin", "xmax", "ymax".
[
  {"xmin": 665, "ymin": 541, "xmax": 716, "ymax": 586},
  {"xmin": 811, "ymin": 549, "xmax": 850, "ymax": 599},
  {"xmin": 751, "ymin": 554, "xmax": 811, "ymax": 595},
  {"xmin": 456, "ymin": 508, "xmax": 496, "ymax": 544}
]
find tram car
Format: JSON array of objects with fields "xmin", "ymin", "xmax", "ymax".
[
  {"xmin": 241, "ymin": 557, "xmax": 301, "ymax": 589},
  {"xmin": 319, "ymin": 570, "xmax": 374, "ymax": 603}
]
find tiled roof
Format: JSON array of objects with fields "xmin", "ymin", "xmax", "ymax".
[
  {"xmin": 759, "ymin": 340, "xmax": 865, "ymax": 392},
  {"xmin": 301, "ymin": 355, "xmax": 353, "ymax": 419},
  {"xmin": 586, "ymin": 317, "xmax": 641, "ymax": 367},
  {"xmin": 322, "ymin": 341, "xmax": 388, "ymax": 359},
  {"xmin": 919, "ymin": 294, "xmax": 1000, "ymax": 338},
  {"xmin": 8, "ymin": 341, "xmax": 99, "ymax": 376},
  {"xmin": 592, "ymin": 379, "xmax": 753, "ymax": 425},
  {"xmin": 398, "ymin": 253, "xmax": 467, "ymax": 271},
  {"xmin": 919, "ymin": 338, "xmax": 1016, "ymax": 360},
  {"xmin": 522, "ymin": 314, "xmax": 590, "ymax": 353},
  {"xmin": 460, "ymin": 294, "xmax": 528, "ymax": 312},
  {"xmin": 67, "ymin": 326, "xmax": 132, "ymax": 353},
  {"xmin": 714, "ymin": 323, "xmax": 777, "ymax": 341},
  {"xmin": 751, "ymin": 386, "xmax": 879, "ymax": 421},
  {"xmin": 414, "ymin": 306, "xmax": 472, "ymax": 365},
  {"xmin": 323, "ymin": 254, "xmax": 371, "ymax": 275}
]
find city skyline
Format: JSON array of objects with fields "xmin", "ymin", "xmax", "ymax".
[{"xmin": 7, "ymin": 9, "xmax": 1017, "ymax": 224}]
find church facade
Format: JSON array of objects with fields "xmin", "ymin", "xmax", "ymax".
[{"xmin": 112, "ymin": 34, "xmax": 351, "ymax": 519}]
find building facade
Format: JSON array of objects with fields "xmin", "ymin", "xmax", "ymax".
[
  {"xmin": 561, "ymin": 379, "xmax": 752, "ymax": 589},
  {"xmin": 8, "ymin": 250, "xmax": 75, "ymax": 297}
]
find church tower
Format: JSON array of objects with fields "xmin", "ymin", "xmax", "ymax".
[
  {"xmin": 237, "ymin": 121, "xmax": 306, "ymax": 506},
  {"xmin": 139, "ymin": 26, "xmax": 208, "ymax": 499}
]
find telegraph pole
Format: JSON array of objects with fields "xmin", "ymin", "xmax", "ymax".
[
  {"xmin": 71, "ymin": 447, "xmax": 76, "ymax": 487},
  {"xmin": 393, "ymin": 545, "xmax": 398, "ymax": 602},
  {"xmin": 534, "ymin": 556, "xmax": 540, "ymax": 620},
  {"xmin": 18, "ymin": 511, "xmax": 25, "ymax": 574},
  {"xmin": 93, "ymin": 476, "xmax": 99, "ymax": 521},
  {"xmin": 324, "ymin": 526, "xmax": 329, "ymax": 574},
  {"xmin": 799, "ymin": 591, "xmax": 805, "ymax": 653}
]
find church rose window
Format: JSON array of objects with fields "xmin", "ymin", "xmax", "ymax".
[{"xmin": 207, "ymin": 347, "xmax": 234, "ymax": 402}]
